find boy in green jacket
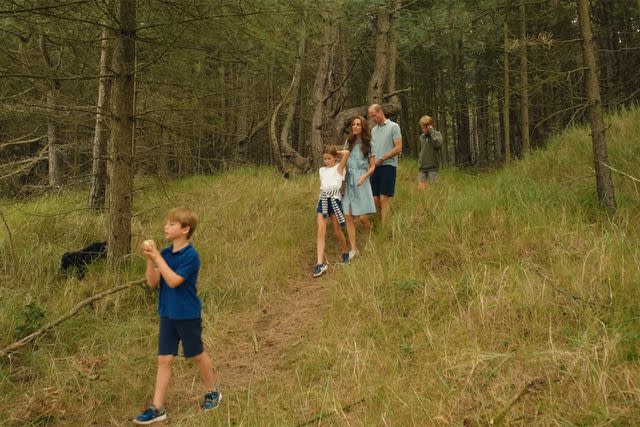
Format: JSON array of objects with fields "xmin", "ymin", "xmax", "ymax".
[{"xmin": 417, "ymin": 115, "xmax": 443, "ymax": 190}]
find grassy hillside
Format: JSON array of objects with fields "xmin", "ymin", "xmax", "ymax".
[{"xmin": 1, "ymin": 108, "xmax": 639, "ymax": 425}]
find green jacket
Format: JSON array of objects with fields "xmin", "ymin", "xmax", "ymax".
[{"xmin": 418, "ymin": 128, "xmax": 443, "ymax": 171}]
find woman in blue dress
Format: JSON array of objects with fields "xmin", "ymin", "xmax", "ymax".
[{"xmin": 342, "ymin": 116, "xmax": 376, "ymax": 260}]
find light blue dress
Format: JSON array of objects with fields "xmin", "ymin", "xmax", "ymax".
[{"xmin": 342, "ymin": 141, "xmax": 376, "ymax": 216}]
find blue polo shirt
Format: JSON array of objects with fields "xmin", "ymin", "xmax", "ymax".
[
  {"xmin": 157, "ymin": 243, "xmax": 201, "ymax": 320},
  {"xmin": 371, "ymin": 119, "xmax": 402, "ymax": 167}
]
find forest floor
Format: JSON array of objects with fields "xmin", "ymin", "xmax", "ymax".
[{"xmin": 217, "ymin": 276, "xmax": 330, "ymax": 389}]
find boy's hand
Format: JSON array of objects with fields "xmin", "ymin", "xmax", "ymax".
[{"xmin": 140, "ymin": 240, "xmax": 159, "ymax": 260}]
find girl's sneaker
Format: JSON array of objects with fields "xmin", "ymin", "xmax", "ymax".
[
  {"xmin": 133, "ymin": 406, "xmax": 166, "ymax": 424},
  {"xmin": 348, "ymin": 249, "xmax": 359, "ymax": 260},
  {"xmin": 202, "ymin": 390, "xmax": 222, "ymax": 410},
  {"xmin": 313, "ymin": 263, "xmax": 328, "ymax": 277},
  {"xmin": 341, "ymin": 253, "xmax": 350, "ymax": 264}
]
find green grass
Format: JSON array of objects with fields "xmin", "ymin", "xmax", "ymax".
[{"xmin": 1, "ymin": 108, "xmax": 640, "ymax": 425}]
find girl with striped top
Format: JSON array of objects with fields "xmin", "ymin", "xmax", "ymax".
[{"xmin": 314, "ymin": 146, "xmax": 351, "ymax": 277}]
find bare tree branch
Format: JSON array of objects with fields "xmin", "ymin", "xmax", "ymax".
[{"xmin": 0, "ymin": 279, "xmax": 146, "ymax": 358}]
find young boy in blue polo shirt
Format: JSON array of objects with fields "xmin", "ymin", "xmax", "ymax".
[{"xmin": 134, "ymin": 207, "xmax": 220, "ymax": 425}]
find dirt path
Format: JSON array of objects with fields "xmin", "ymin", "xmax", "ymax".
[
  {"xmin": 216, "ymin": 276, "xmax": 331, "ymax": 389},
  {"xmin": 157, "ymin": 273, "xmax": 334, "ymax": 425}
]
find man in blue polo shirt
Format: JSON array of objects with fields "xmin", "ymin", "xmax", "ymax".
[{"xmin": 368, "ymin": 104, "xmax": 403, "ymax": 224}]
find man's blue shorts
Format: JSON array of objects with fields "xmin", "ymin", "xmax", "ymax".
[
  {"xmin": 370, "ymin": 165, "xmax": 396, "ymax": 197},
  {"xmin": 316, "ymin": 198, "xmax": 343, "ymax": 216},
  {"xmin": 158, "ymin": 317, "xmax": 204, "ymax": 358}
]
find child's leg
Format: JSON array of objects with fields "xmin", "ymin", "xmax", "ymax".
[
  {"xmin": 418, "ymin": 170, "xmax": 427, "ymax": 190},
  {"xmin": 345, "ymin": 213, "xmax": 357, "ymax": 252},
  {"xmin": 316, "ymin": 213, "xmax": 328, "ymax": 264},
  {"xmin": 192, "ymin": 352, "xmax": 217, "ymax": 392},
  {"xmin": 358, "ymin": 214, "xmax": 372, "ymax": 232},
  {"xmin": 330, "ymin": 215, "xmax": 348, "ymax": 253},
  {"xmin": 152, "ymin": 355, "xmax": 174, "ymax": 409}
]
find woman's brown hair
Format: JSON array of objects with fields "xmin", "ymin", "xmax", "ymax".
[{"xmin": 346, "ymin": 116, "xmax": 371, "ymax": 157}]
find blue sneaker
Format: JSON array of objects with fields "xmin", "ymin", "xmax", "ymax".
[
  {"xmin": 133, "ymin": 406, "xmax": 166, "ymax": 424},
  {"xmin": 313, "ymin": 263, "xmax": 328, "ymax": 277},
  {"xmin": 202, "ymin": 390, "xmax": 222, "ymax": 410},
  {"xmin": 341, "ymin": 253, "xmax": 350, "ymax": 264}
]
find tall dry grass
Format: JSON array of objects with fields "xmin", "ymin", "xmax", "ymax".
[{"xmin": 0, "ymin": 108, "xmax": 639, "ymax": 425}]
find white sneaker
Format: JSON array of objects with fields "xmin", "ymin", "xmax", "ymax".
[{"xmin": 348, "ymin": 250, "xmax": 359, "ymax": 260}]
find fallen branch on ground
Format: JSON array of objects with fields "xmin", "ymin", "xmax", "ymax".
[
  {"xmin": 0, "ymin": 278, "xmax": 146, "ymax": 358},
  {"xmin": 530, "ymin": 265, "xmax": 597, "ymax": 307}
]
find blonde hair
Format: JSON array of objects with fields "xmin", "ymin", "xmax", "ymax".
[
  {"xmin": 166, "ymin": 207, "xmax": 197, "ymax": 239},
  {"xmin": 419, "ymin": 115, "xmax": 433, "ymax": 127}
]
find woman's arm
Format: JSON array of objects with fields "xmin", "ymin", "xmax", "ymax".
[{"xmin": 357, "ymin": 156, "xmax": 376, "ymax": 186}]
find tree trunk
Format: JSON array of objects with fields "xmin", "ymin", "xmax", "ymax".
[
  {"xmin": 454, "ymin": 40, "xmax": 471, "ymax": 166},
  {"xmin": 281, "ymin": 24, "xmax": 305, "ymax": 152},
  {"xmin": 367, "ymin": 3, "xmax": 391, "ymax": 104},
  {"xmin": 45, "ymin": 90, "xmax": 61, "ymax": 186},
  {"xmin": 158, "ymin": 121, "xmax": 169, "ymax": 179},
  {"xmin": 491, "ymin": 97, "xmax": 501, "ymax": 162},
  {"xmin": 236, "ymin": 65, "xmax": 250, "ymax": 161},
  {"xmin": 387, "ymin": 0, "xmax": 401, "ymax": 105},
  {"xmin": 295, "ymin": 89, "xmax": 306, "ymax": 156},
  {"xmin": 475, "ymin": 62, "xmax": 489, "ymax": 165},
  {"xmin": 278, "ymin": 27, "xmax": 310, "ymax": 172},
  {"xmin": 519, "ymin": 0, "xmax": 530, "ymax": 156},
  {"xmin": 269, "ymin": 95, "xmax": 287, "ymax": 175},
  {"xmin": 38, "ymin": 34, "xmax": 62, "ymax": 187},
  {"xmin": 469, "ymin": 106, "xmax": 477, "ymax": 164},
  {"xmin": 593, "ymin": 1, "xmax": 617, "ymax": 106},
  {"xmin": 576, "ymin": 0, "xmax": 616, "ymax": 210},
  {"xmin": 89, "ymin": 10, "xmax": 114, "ymax": 211},
  {"xmin": 107, "ymin": 0, "xmax": 137, "ymax": 265},
  {"xmin": 441, "ymin": 107, "xmax": 450, "ymax": 165},
  {"xmin": 310, "ymin": 10, "xmax": 339, "ymax": 167},
  {"xmin": 503, "ymin": 14, "xmax": 511, "ymax": 163}
]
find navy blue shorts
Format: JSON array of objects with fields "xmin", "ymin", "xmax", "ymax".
[
  {"xmin": 316, "ymin": 198, "xmax": 343, "ymax": 216},
  {"xmin": 370, "ymin": 165, "xmax": 396, "ymax": 197},
  {"xmin": 158, "ymin": 317, "xmax": 204, "ymax": 358}
]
